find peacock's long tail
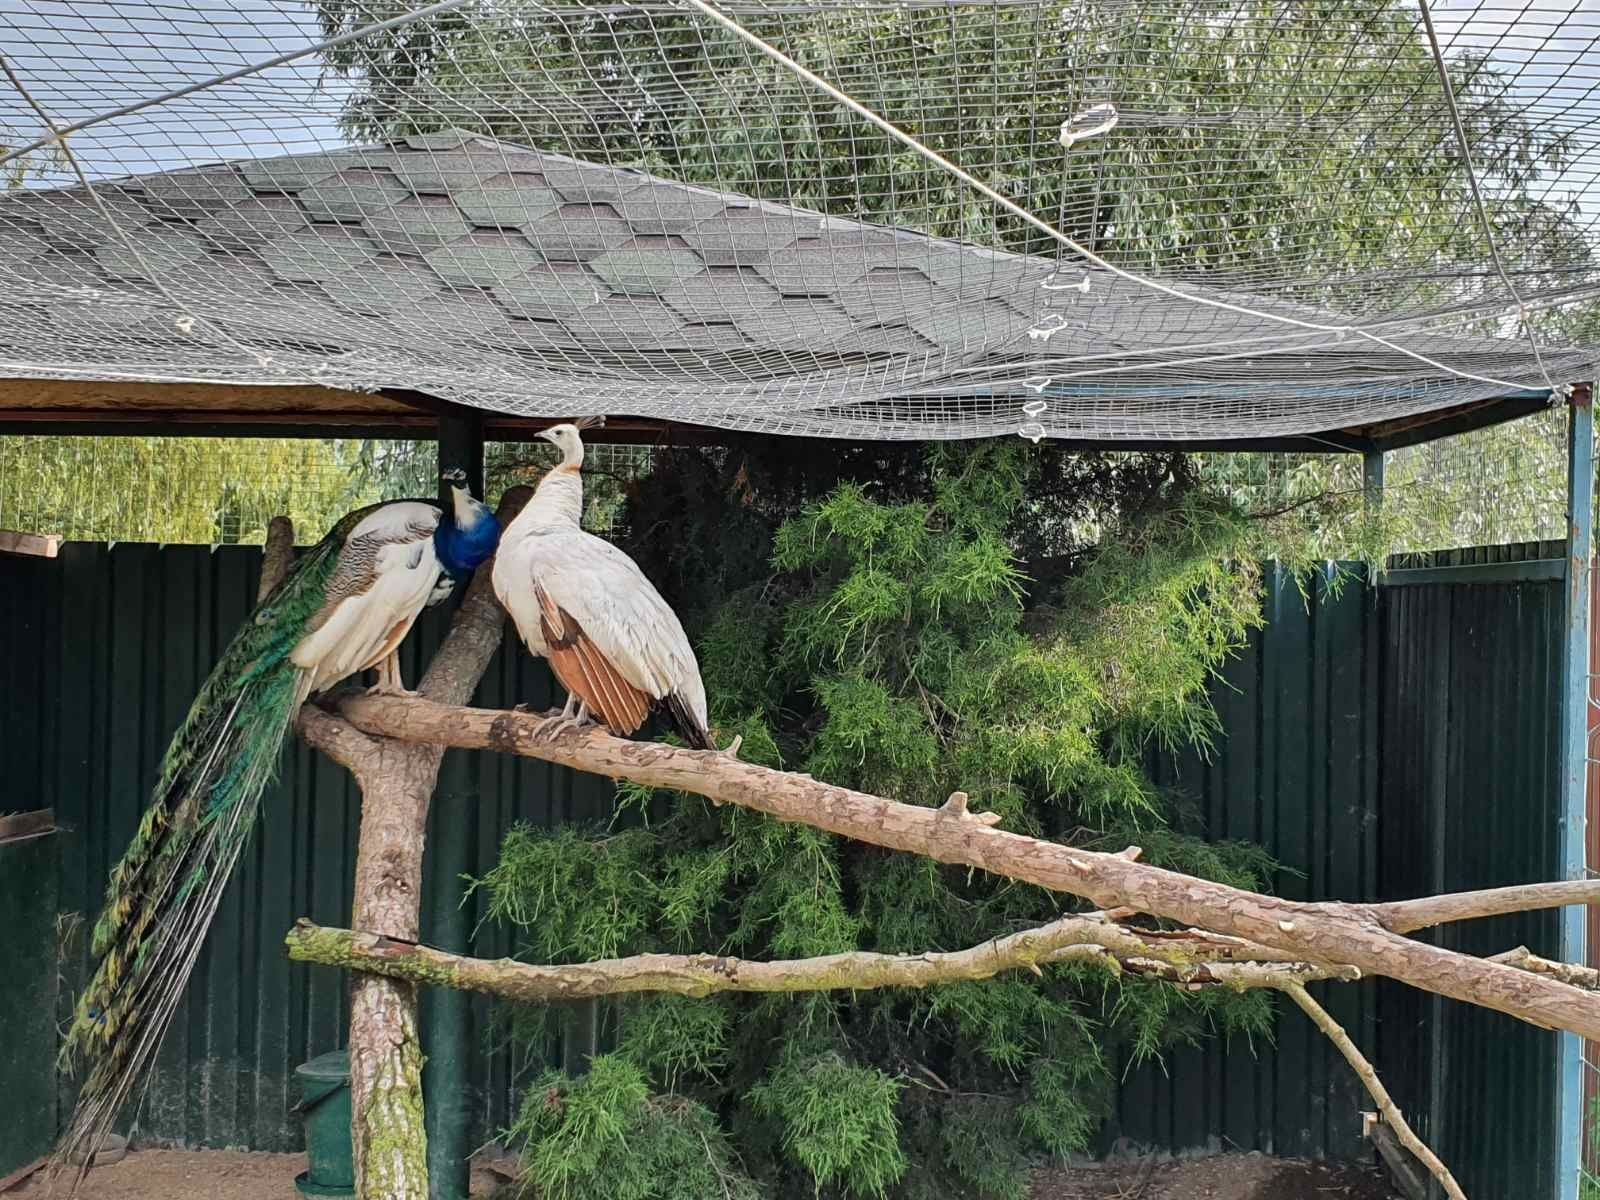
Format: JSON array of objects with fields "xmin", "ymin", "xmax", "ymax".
[{"xmin": 53, "ymin": 531, "xmax": 346, "ymax": 1181}]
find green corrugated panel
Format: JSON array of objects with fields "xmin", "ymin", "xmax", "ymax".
[
  {"xmin": 1381, "ymin": 570, "xmax": 1561, "ymax": 1200},
  {"xmin": 1117, "ymin": 566, "xmax": 1381, "ymax": 1159},
  {"xmin": 0, "ymin": 829, "xmax": 59, "ymax": 1175},
  {"xmin": 29, "ymin": 544, "xmax": 613, "ymax": 1152}
]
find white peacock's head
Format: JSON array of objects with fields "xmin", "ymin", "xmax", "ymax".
[{"xmin": 537, "ymin": 422, "xmax": 585, "ymax": 466}]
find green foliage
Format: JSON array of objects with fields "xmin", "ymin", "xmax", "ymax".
[
  {"xmin": 750, "ymin": 1053, "xmax": 907, "ymax": 1199},
  {"xmin": 510, "ymin": 1056, "xmax": 760, "ymax": 1200},
  {"xmin": 315, "ymin": 0, "xmax": 1581, "ymax": 289},
  {"xmin": 466, "ymin": 437, "xmax": 1317, "ymax": 1198},
  {"xmin": 0, "ymin": 435, "xmax": 428, "ymax": 546}
]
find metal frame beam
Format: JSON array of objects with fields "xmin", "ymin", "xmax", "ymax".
[{"xmin": 1559, "ymin": 385, "xmax": 1594, "ymax": 1200}]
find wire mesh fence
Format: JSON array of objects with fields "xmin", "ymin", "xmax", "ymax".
[
  {"xmin": 0, "ymin": 434, "xmax": 665, "ymax": 543},
  {"xmin": 1, "ymin": 1, "xmax": 1598, "ymax": 443},
  {"xmin": 0, "ymin": 410, "xmax": 1571, "ymax": 553}
]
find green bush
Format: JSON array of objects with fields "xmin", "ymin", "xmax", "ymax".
[{"xmin": 481, "ymin": 440, "xmax": 1345, "ymax": 1198}]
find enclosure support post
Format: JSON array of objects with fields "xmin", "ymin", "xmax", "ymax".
[
  {"xmin": 1559, "ymin": 385, "xmax": 1593, "ymax": 1200},
  {"xmin": 423, "ymin": 414, "xmax": 485, "ymax": 1200},
  {"xmin": 437, "ymin": 411, "xmax": 485, "ymax": 503},
  {"xmin": 1363, "ymin": 448, "xmax": 1384, "ymax": 513}
]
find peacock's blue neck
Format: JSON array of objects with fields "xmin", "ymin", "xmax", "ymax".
[{"xmin": 435, "ymin": 501, "xmax": 501, "ymax": 580}]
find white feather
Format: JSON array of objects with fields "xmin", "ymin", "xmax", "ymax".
[
  {"xmin": 493, "ymin": 518, "xmax": 708, "ymax": 727},
  {"xmin": 291, "ymin": 501, "xmax": 443, "ymax": 694}
]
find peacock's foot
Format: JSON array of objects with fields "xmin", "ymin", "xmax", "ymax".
[
  {"xmin": 366, "ymin": 682, "xmax": 421, "ymax": 698},
  {"xmin": 512, "ymin": 702, "xmax": 566, "ymax": 717},
  {"xmin": 538, "ymin": 713, "xmax": 599, "ymax": 741}
]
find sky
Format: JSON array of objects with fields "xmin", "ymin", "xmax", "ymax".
[{"xmin": 0, "ymin": 0, "xmax": 346, "ymax": 182}]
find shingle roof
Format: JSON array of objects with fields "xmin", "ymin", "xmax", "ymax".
[{"xmin": 0, "ymin": 129, "xmax": 1583, "ymax": 441}]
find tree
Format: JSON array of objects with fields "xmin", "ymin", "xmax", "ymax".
[{"xmin": 0, "ymin": 434, "xmax": 424, "ymax": 544}]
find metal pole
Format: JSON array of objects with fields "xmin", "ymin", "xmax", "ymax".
[
  {"xmin": 1559, "ymin": 384, "xmax": 1593, "ymax": 1200},
  {"xmin": 423, "ymin": 413, "xmax": 484, "ymax": 1200},
  {"xmin": 1363, "ymin": 449, "xmax": 1385, "ymax": 513}
]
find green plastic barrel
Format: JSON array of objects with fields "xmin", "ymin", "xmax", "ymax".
[{"xmin": 294, "ymin": 1050, "xmax": 355, "ymax": 1197}]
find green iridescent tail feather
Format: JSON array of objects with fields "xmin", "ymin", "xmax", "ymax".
[{"xmin": 53, "ymin": 509, "xmax": 368, "ymax": 1179}]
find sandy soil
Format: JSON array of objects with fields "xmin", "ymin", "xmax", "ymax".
[{"xmin": 8, "ymin": 1148, "xmax": 1400, "ymax": 1200}]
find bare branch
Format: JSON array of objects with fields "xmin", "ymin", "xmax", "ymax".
[
  {"xmin": 1373, "ymin": 881, "xmax": 1600, "ymax": 933},
  {"xmin": 1281, "ymin": 983, "xmax": 1466, "ymax": 1200},
  {"xmin": 296, "ymin": 703, "xmax": 380, "ymax": 774},
  {"xmin": 327, "ymin": 698, "xmax": 1600, "ymax": 1042},
  {"xmin": 257, "ymin": 515, "xmax": 295, "ymax": 603},
  {"xmin": 284, "ymin": 916, "xmax": 1357, "ymax": 1004},
  {"xmin": 1490, "ymin": 945, "xmax": 1600, "ymax": 990}
]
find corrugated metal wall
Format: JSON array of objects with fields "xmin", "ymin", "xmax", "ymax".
[
  {"xmin": 1379, "ymin": 574, "xmax": 1562, "ymax": 1200},
  {"xmin": 1114, "ymin": 556, "xmax": 1565, "ymax": 1198},
  {"xmin": 0, "ymin": 544, "xmax": 1567, "ymax": 1186},
  {"xmin": 1113, "ymin": 565, "xmax": 1381, "ymax": 1159}
]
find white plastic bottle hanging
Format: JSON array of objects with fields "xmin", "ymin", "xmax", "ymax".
[{"xmin": 1059, "ymin": 102, "xmax": 1118, "ymax": 150}]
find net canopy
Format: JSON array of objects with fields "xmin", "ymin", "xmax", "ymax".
[{"xmin": 1, "ymin": 0, "xmax": 1599, "ymax": 444}]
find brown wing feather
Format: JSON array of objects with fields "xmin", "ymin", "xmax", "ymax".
[{"xmin": 534, "ymin": 584, "xmax": 652, "ymax": 734}]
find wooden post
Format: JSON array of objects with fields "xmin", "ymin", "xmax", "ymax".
[{"xmin": 1363, "ymin": 448, "xmax": 1384, "ymax": 513}]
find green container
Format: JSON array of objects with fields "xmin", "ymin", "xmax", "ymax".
[{"xmin": 294, "ymin": 1050, "xmax": 355, "ymax": 1198}]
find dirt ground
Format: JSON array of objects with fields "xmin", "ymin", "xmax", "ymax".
[
  {"xmin": 8, "ymin": 1148, "xmax": 1401, "ymax": 1199},
  {"xmin": 1031, "ymin": 1152, "xmax": 1402, "ymax": 1200},
  {"xmin": 7, "ymin": 1151, "xmax": 515, "ymax": 1199}
]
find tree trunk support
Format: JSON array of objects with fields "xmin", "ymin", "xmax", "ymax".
[{"xmin": 423, "ymin": 414, "xmax": 485, "ymax": 1200}]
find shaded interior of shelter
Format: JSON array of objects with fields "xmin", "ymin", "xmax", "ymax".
[{"xmin": 0, "ymin": 536, "xmax": 1573, "ymax": 1199}]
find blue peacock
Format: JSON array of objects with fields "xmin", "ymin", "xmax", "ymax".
[{"xmin": 55, "ymin": 468, "xmax": 501, "ymax": 1174}]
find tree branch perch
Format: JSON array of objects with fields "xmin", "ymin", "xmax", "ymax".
[
  {"xmin": 283, "ymin": 915, "xmax": 1359, "ymax": 1004},
  {"xmin": 323, "ymin": 697, "xmax": 1600, "ymax": 1042}
]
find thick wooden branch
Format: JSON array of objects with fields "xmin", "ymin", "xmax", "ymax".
[
  {"xmin": 285, "ymin": 916, "xmax": 1356, "ymax": 1003},
  {"xmin": 296, "ymin": 703, "xmax": 381, "ymax": 770},
  {"xmin": 330, "ymin": 698, "xmax": 1600, "ymax": 1042},
  {"xmin": 299, "ymin": 486, "xmax": 530, "ymax": 1200}
]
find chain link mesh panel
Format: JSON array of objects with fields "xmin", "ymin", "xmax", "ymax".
[
  {"xmin": 0, "ymin": 434, "xmax": 671, "ymax": 542},
  {"xmin": 1, "ymin": 1, "xmax": 1598, "ymax": 442}
]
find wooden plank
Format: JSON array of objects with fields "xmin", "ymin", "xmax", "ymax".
[
  {"xmin": 0, "ymin": 809, "xmax": 54, "ymax": 843},
  {"xmin": 0, "ymin": 1155, "xmax": 46, "ymax": 1193},
  {"xmin": 0, "ymin": 530, "xmax": 60, "ymax": 559},
  {"xmin": 1370, "ymin": 1119, "xmax": 1431, "ymax": 1200},
  {"xmin": 0, "ymin": 377, "xmax": 421, "ymax": 416}
]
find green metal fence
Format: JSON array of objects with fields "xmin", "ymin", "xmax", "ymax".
[{"xmin": 0, "ymin": 541, "xmax": 1572, "ymax": 1194}]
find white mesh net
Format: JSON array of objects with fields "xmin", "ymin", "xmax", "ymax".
[{"xmin": 1, "ymin": 0, "xmax": 1598, "ymax": 442}]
